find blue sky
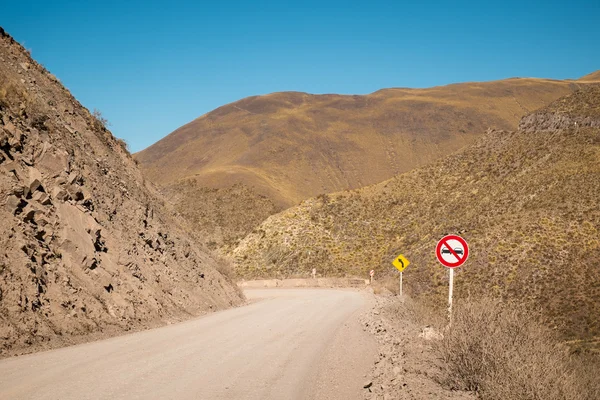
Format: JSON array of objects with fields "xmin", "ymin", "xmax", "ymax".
[{"xmin": 2, "ymin": 0, "xmax": 599, "ymax": 152}]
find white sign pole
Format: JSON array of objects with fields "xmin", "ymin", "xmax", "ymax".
[
  {"xmin": 399, "ymin": 271, "xmax": 403, "ymax": 297},
  {"xmin": 448, "ymin": 268, "xmax": 454, "ymax": 316}
]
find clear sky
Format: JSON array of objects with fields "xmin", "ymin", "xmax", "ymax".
[{"xmin": 2, "ymin": 0, "xmax": 599, "ymax": 152}]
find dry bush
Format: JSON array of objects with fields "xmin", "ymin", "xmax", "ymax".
[
  {"xmin": 439, "ymin": 298, "xmax": 600, "ymax": 400},
  {"xmin": 115, "ymin": 138, "xmax": 130, "ymax": 155},
  {"xmin": 92, "ymin": 108, "xmax": 109, "ymax": 129}
]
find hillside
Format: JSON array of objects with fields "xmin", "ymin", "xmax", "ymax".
[
  {"xmin": 165, "ymin": 181, "xmax": 280, "ymax": 250},
  {"xmin": 136, "ymin": 75, "xmax": 595, "ymax": 252},
  {"xmin": 580, "ymin": 70, "xmax": 600, "ymax": 82},
  {"xmin": 0, "ymin": 28, "xmax": 243, "ymax": 356},
  {"xmin": 233, "ymin": 86, "xmax": 600, "ymax": 346}
]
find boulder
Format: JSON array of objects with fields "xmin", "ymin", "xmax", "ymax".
[
  {"xmin": 52, "ymin": 186, "xmax": 70, "ymax": 202},
  {"xmin": 0, "ymin": 129, "xmax": 8, "ymax": 146},
  {"xmin": 42, "ymin": 228, "xmax": 54, "ymax": 242},
  {"xmin": 67, "ymin": 171, "xmax": 79, "ymax": 185},
  {"xmin": 2, "ymin": 120, "xmax": 16, "ymax": 136},
  {"xmin": 27, "ymin": 167, "xmax": 44, "ymax": 194},
  {"xmin": 32, "ymin": 191, "xmax": 51, "ymax": 205},
  {"xmin": 5, "ymin": 194, "xmax": 26, "ymax": 215},
  {"xmin": 56, "ymin": 202, "xmax": 101, "ymax": 270},
  {"xmin": 33, "ymin": 211, "xmax": 51, "ymax": 227},
  {"xmin": 7, "ymin": 129, "xmax": 23, "ymax": 151},
  {"xmin": 22, "ymin": 203, "xmax": 43, "ymax": 223},
  {"xmin": 83, "ymin": 256, "xmax": 98, "ymax": 270},
  {"xmin": 1, "ymin": 160, "xmax": 19, "ymax": 175},
  {"xmin": 38, "ymin": 148, "xmax": 68, "ymax": 178}
]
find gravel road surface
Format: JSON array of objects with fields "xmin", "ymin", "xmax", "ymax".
[{"xmin": 0, "ymin": 288, "xmax": 376, "ymax": 400}]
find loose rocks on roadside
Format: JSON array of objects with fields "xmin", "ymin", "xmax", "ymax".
[{"xmin": 359, "ymin": 295, "xmax": 473, "ymax": 400}]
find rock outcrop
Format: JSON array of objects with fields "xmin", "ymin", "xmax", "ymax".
[
  {"xmin": 0, "ymin": 27, "xmax": 243, "ymax": 356},
  {"xmin": 519, "ymin": 84, "xmax": 600, "ymax": 132}
]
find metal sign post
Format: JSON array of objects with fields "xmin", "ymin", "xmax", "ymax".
[
  {"xmin": 392, "ymin": 254, "xmax": 410, "ymax": 297},
  {"xmin": 448, "ymin": 268, "xmax": 454, "ymax": 314},
  {"xmin": 399, "ymin": 271, "xmax": 403, "ymax": 297},
  {"xmin": 435, "ymin": 235, "xmax": 469, "ymax": 321}
]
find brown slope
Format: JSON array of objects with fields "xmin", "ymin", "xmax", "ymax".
[
  {"xmin": 136, "ymin": 76, "xmax": 589, "ymax": 252},
  {"xmin": 234, "ymin": 86, "xmax": 600, "ymax": 346},
  {"xmin": 137, "ymin": 77, "xmax": 584, "ymax": 205},
  {"xmin": 579, "ymin": 69, "xmax": 600, "ymax": 82},
  {"xmin": 0, "ymin": 27, "xmax": 243, "ymax": 357}
]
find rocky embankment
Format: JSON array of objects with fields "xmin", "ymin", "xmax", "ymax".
[{"xmin": 0, "ymin": 27, "xmax": 243, "ymax": 357}]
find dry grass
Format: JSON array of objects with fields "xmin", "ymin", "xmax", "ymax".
[
  {"xmin": 92, "ymin": 108, "xmax": 109, "ymax": 130},
  {"xmin": 439, "ymin": 298, "xmax": 600, "ymax": 400},
  {"xmin": 137, "ymin": 78, "xmax": 584, "ymax": 210},
  {"xmin": 233, "ymin": 88, "xmax": 600, "ymax": 346},
  {"xmin": 162, "ymin": 180, "xmax": 280, "ymax": 254}
]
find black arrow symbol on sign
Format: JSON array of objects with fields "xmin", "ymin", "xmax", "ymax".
[{"xmin": 398, "ymin": 258, "xmax": 404, "ymax": 269}]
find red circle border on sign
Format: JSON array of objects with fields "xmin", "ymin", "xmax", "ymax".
[{"xmin": 436, "ymin": 235, "xmax": 469, "ymax": 268}]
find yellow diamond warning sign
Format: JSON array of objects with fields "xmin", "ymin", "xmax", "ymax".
[{"xmin": 392, "ymin": 254, "xmax": 410, "ymax": 272}]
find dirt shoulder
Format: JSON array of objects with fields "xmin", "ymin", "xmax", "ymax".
[
  {"xmin": 359, "ymin": 294, "xmax": 474, "ymax": 400},
  {"xmin": 238, "ymin": 277, "xmax": 369, "ymax": 289},
  {"xmin": 310, "ymin": 291, "xmax": 378, "ymax": 400}
]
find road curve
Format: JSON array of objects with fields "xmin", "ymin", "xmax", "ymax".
[{"xmin": 0, "ymin": 289, "xmax": 375, "ymax": 400}]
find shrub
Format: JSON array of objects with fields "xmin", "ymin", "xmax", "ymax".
[
  {"xmin": 116, "ymin": 138, "xmax": 130, "ymax": 155},
  {"xmin": 92, "ymin": 108, "xmax": 109, "ymax": 130},
  {"xmin": 439, "ymin": 297, "xmax": 600, "ymax": 400}
]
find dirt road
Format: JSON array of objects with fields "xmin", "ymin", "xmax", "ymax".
[{"xmin": 0, "ymin": 289, "xmax": 376, "ymax": 400}]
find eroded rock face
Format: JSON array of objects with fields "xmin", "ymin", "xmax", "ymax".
[
  {"xmin": 518, "ymin": 85, "xmax": 600, "ymax": 132},
  {"xmin": 0, "ymin": 27, "xmax": 243, "ymax": 356},
  {"xmin": 518, "ymin": 113, "xmax": 600, "ymax": 132}
]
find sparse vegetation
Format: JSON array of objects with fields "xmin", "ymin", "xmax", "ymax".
[
  {"xmin": 234, "ymin": 88, "xmax": 600, "ymax": 348},
  {"xmin": 92, "ymin": 108, "xmax": 110, "ymax": 130},
  {"xmin": 163, "ymin": 180, "xmax": 281, "ymax": 255},
  {"xmin": 116, "ymin": 137, "xmax": 130, "ymax": 154},
  {"xmin": 439, "ymin": 298, "xmax": 600, "ymax": 400}
]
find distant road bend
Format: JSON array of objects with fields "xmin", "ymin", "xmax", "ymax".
[{"xmin": 0, "ymin": 289, "xmax": 376, "ymax": 400}]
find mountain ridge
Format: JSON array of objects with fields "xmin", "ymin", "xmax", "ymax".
[{"xmin": 136, "ymin": 73, "xmax": 597, "ymax": 252}]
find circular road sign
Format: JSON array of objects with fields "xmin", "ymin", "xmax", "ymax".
[
  {"xmin": 370, "ymin": 269, "xmax": 375, "ymax": 277},
  {"xmin": 436, "ymin": 235, "xmax": 469, "ymax": 268}
]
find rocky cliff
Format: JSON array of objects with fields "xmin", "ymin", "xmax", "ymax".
[{"xmin": 0, "ymin": 27, "xmax": 243, "ymax": 356}]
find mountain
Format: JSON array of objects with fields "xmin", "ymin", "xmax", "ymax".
[
  {"xmin": 0, "ymin": 27, "xmax": 243, "ymax": 356},
  {"xmin": 136, "ymin": 75, "xmax": 596, "ymax": 251},
  {"xmin": 579, "ymin": 70, "xmax": 600, "ymax": 82},
  {"xmin": 233, "ymin": 86, "xmax": 600, "ymax": 347}
]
